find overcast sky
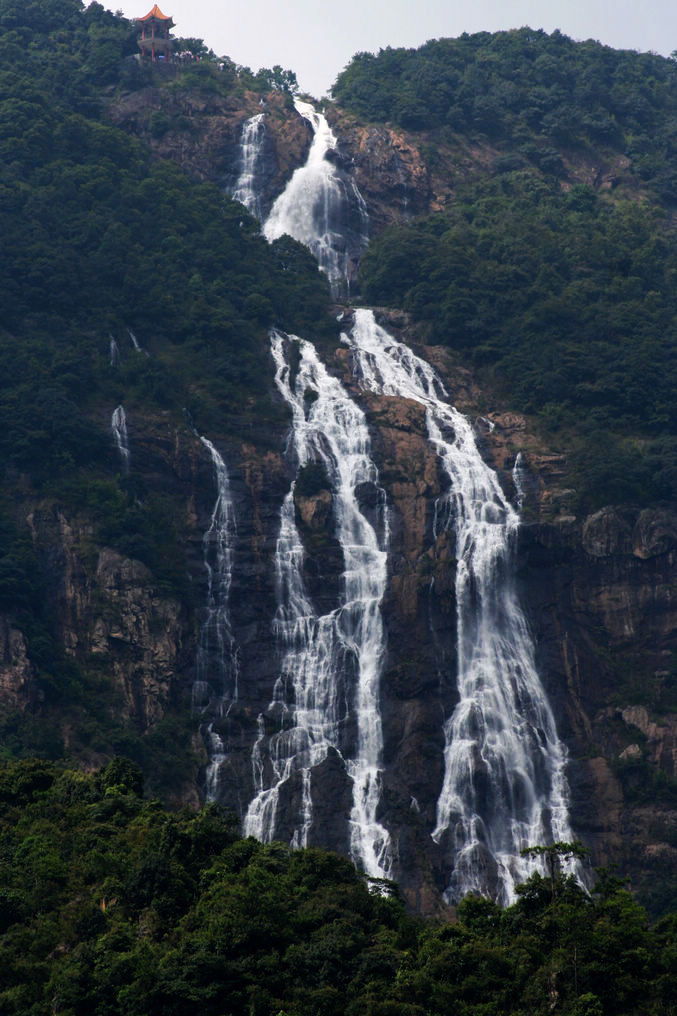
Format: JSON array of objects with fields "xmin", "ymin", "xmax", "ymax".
[{"xmin": 113, "ymin": 0, "xmax": 677, "ymax": 97}]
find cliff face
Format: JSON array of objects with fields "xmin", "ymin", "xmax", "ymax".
[
  {"xmin": 2, "ymin": 83, "xmax": 675, "ymax": 914},
  {"xmin": 340, "ymin": 316, "xmax": 677, "ymax": 910},
  {"xmin": 470, "ymin": 396, "xmax": 677, "ymax": 906},
  {"xmin": 107, "ymin": 87, "xmax": 311, "ymax": 220},
  {"xmin": 2, "ymin": 311, "xmax": 675, "ymax": 912},
  {"xmin": 25, "ymin": 507, "xmax": 187, "ymax": 729},
  {"xmin": 0, "ymin": 417, "xmax": 211, "ymax": 797},
  {"xmin": 326, "ymin": 109, "xmax": 640, "ymax": 237},
  {"xmin": 520, "ymin": 506, "xmax": 677, "ymax": 903}
]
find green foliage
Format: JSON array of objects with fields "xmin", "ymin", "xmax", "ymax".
[
  {"xmin": 342, "ymin": 33, "xmax": 677, "ymax": 512},
  {"xmin": 333, "ymin": 29, "xmax": 677, "ymax": 203},
  {"xmin": 0, "ymin": 0, "xmax": 335, "ymax": 793},
  {"xmin": 0, "ymin": 762, "xmax": 410, "ymax": 1015},
  {"xmin": 242, "ymin": 64, "xmax": 299, "ymax": 95},
  {"xmin": 295, "ymin": 462, "xmax": 330, "ymax": 498},
  {"xmin": 359, "ymin": 174, "xmax": 677, "ymax": 509},
  {"xmin": 97, "ymin": 756, "xmax": 144, "ymax": 797},
  {"xmin": 174, "ymin": 36, "xmax": 214, "ymax": 60},
  {"xmin": 0, "ymin": 0, "xmax": 332, "ymax": 476},
  {"xmin": 0, "ymin": 763, "xmax": 675, "ymax": 1015}
]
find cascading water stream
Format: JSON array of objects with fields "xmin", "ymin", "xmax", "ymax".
[
  {"xmin": 344, "ymin": 309, "xmax": 575, "ymax": 904},
  {"xmin": 231, "ymin": 113, "xmax": 266, "ymax": 221},
  {"xmin": 263, "ymin": 100, "xmax": 368, "ymax": 299},
  {"xmin": 243, "ymin": 329, "xmax": 392, "ymax": 879},
  {"xmin": 194, "ymin": 437, "xmax": 239, "ymax": 800},
  {"xmin": 512, "ymin": 451, "xmax": 527, "ymax": 512},
  {"xmin": 111, "ymin": 406, "xmax": 129, "ymax": 472},
  {"xmin": 127, "ymin": 327, "xmax": 149, "ymax": 356},
  {"xmin": 227, "ymin": 95, "xmax": 577, "ymax": 899},
  {"xmin": 109, "ymin": 337, "xmax": 120, "ymax": 367}
]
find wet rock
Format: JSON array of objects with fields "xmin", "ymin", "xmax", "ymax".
[{"xmin": 107, "ymin": 89, "xmax": 311, "ymax": 219}]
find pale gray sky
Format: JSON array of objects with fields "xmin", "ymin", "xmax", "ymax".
[{"xmin": 112, "ymin": 0, "xmax": 677, "ymax": 97}]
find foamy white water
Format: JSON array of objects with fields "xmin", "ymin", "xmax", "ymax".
[
  {"xmin": 193, "ymin": 437, "xmax": 239, "ymax": 800},
  {"xmin": 231, "ymin": 113, "xmax": 267, "ymax": 221},
  {"xmin": 263, "ymin": 101, "xmax": 368, "ymax": 299},
  {"xmin": 345, "ymin": 308, "xmax": 575, "ymax": 904},
  {"xmin": 111, "ymin": 406, "xmax": 129, "ymax": 471},
  {"xmin": 243, "ymin": 329, "xmax": 392, "ymax": 878}
]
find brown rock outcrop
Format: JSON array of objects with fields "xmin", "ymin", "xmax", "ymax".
[
  {"xmin": 326, "ymin": 117, "xmax": 432, "ymax": 231},
  {"xmin": 362, "ymin": 391, "xmax": 440, "ymax": 620},
  {"xmin": 90, "ymin": 549, "xmax": 184, "ymax": 728},
  {"xmin": 23, "ymin": 504, "xmax": 189, "ymax": 732},
  {"xmin": 0, "ymin": 620, "xmax": 36, "ymax": 714},
  {"xmin": 295, "ymin": 489, "xmax": 332, "ymax": 530},
  {"xmin": 107, "ymin": 87, "xmax": 311, "ymax": 211}
]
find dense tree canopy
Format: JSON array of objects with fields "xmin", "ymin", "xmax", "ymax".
[
  {"xmin": 0, "ymin": 759, "xmax": 675, "ymax": 1016},
  {"xmin": 0, "ymin": 0, "xmax": 331, "ymax": 479},
  {"xmin": 358, "ymin": 171, "xmax": 677, "ymax": 509},
  {"xmin": 333, "ymin": 29, "xmax": 677, "ymax": 204},
  {"xmin": 335, "ymin": 30, "xmax": 677, "ymax": 510}
]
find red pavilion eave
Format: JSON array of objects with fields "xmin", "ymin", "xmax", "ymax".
[{"xmin": 138, "ymin": 4, "xmax": 173, "ymax": 22}]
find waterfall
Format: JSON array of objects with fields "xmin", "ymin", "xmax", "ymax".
[
  {"xmin": 229, "ymin": 94, "xmax": 578, "ymax": 901},
  {"xmin": 111, "ymin": 406, "xmax": 129, "ymax": 472},
  {"xmin": 231, "ymin": 113, "xmax": 267, "ymax": 221},
  {"xmin": 243, "ymin": 329, "xmax": 392, "ymax": 879},
  {"xmin": 128, "ymin": 327, "xmax": 147, "ymax": 355},
  {"xmin": 109, "ymin": 337, "xmax": 120, "ymax": 367},
  {"xmin": 345, "ymin": 308, "xmax": 575, "ymax": 904},
  {"xmin": 194, "ymin": 436, "xmax": 239, "ymax": 800},
  {"xmin": 512, "ymin": 451, "xmax": 527, "ymax": 511},
  {"xmin": 263, "ymin": 100, "xmax": 368, "ymax": 299}
]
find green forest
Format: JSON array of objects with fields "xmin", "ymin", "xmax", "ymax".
[
  {"xmin": 358, "ymin": 173, "xmax": 677, "ymax": 510},
  {"xmin": 333, "ymin": 29, "xmax": 677, "ymax": 205},
  {"xmin": 0, "ymin": 0, "xmax": 332, "ymax": 778},
  {"xmin": 333, "ymin": 30, "xmax": 677, "ymax": 511},
  {"xmin": 1, "ymin": 759, "xmax": 675, "ymax": 1016}
]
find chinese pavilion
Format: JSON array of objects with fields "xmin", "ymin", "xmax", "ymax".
[{"xmin": 137, "ymin": 5, "xmax": 174, "ymax": 63}]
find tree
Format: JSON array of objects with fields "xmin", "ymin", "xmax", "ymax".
[{"xmin": 521, "ymin": 841, "xmax": 590, "ymax": 902}]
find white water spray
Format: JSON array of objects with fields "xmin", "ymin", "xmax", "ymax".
[
  {"xmin": 194, "ymin": 437, "xmax": 239, "ymax": 800},
  {"xmin": 231, "ymin": 113, "xmax": 267, "ymax": 221},
  {"xmin": 111, "ymin": 406, "xmax": 129, "ymax": 472},
  {"xmin": 128, "ymin": 327, "xmax": 147, "ymax": 355},
  {"xmin": 243, "ymin": 330, "xmax": 392, "ymax": 879},
  {"xmin": 345, "ymin": 309, "xmax": 575, "ymax": 904},
  {"xmin": 109, "ymin": 337, "xmax": 120, "ymax": 367},
  {"xmin": 512, "ymin": 451, "xmax": 528, "ymax": 512},
  {"xmin": 263, "ymin": 101, "xmax": 368, "ymax": 298}
]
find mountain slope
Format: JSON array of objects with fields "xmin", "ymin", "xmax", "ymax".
[{"xmin": 1, "ymin": 2, "xmax": 676, "ymax": 915}]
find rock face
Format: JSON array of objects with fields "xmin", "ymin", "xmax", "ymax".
[
  {"xmin": 1, "ymin": 319, "xmax": 675, "ymax": 912},
  {"xmin": 1, "ymin": 87, "xmax": 674, "ymax": 914},
  {"xmin": 517, "ymin": 500, "xmax": 677, "ymax": 902},
  {"xmin": 16, "ymin": 421, "xmax": 205, "ymax": 738},
  {"xmin": 188, "ymin": 319, "xmax": 677, "ymax": 911},
  {"xmin": 326, "ymin": 115, "xmax": 433, "ymax": 231},
  {"xmin": 89, "ymin": 548, "xmax": 184, "ymax": 727},
  {"xmin": 0, "ymin": 621, "xmax": 36, "ymax": 713},
  {"xmin": 107, "ymin": 88, "xmax": 311, "ymax": 218}
]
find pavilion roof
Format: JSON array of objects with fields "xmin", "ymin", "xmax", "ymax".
[{"xmin": 138, "ymin": 5, "xmax": 173, "ymax": 21}]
